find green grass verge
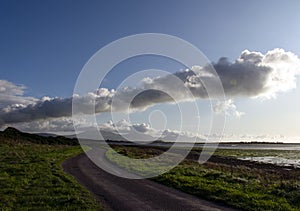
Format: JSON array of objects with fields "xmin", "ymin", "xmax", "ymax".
[
  {"xmin": 0, "ymin": 142, "xmax": 102, "ymax": 210},
  {"xmin": 107, "ymin": 146, "xmax": 300, "ymax": 211}
]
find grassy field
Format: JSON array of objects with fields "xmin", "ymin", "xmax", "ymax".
[
  {"xmin": 0, "ymin": 140, "xmax": 101, "ymax": 210},
  {"xmin": 107, "ymin": 145, "xmax": 300, "ymax": 211}
]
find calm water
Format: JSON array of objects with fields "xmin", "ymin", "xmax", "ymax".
[
  {"xmin": 240, "ymin": 157, "xmax": 300, "ymax": 168},
  {"xmin": 147, "ymin": 142, "xmax": 300, "ymax": 151}
]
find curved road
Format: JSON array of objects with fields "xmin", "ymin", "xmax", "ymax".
[{"xmin": 63, "ymin": 151, "xmax": 237, "ymax": 211}]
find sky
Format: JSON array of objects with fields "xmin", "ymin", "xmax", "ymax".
[{"xmin": 1, "ymin": 0, "xmax": 300, "ymax": 141}]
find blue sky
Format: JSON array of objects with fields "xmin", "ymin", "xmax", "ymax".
[{"xmin": 1, "ymin": 0, "xmax": 300, "ymax": 137}]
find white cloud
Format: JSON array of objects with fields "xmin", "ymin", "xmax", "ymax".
[
  {"xmin": 213, "ymin": 99, "xmax": 245, "ymax": 118},
  {"xmin": 0, "ymin": 80, "xmax": 25, "ymax": 96},
  {"xmin": 0, "ymin": 80, "xmax": 37, "ymax": 111},
  {"xmin": 237, "ymin": 48, "xmax": 300, "ymax": 98}
]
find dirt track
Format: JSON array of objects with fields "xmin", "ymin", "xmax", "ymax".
[{"xmin": 62, "ymin": 151, "xmax": 237, "ymax": 211}]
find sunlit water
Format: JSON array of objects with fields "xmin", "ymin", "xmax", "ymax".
[{"xmin": 239, "ymin": 157, "xmax": 300, "ymax": 168}]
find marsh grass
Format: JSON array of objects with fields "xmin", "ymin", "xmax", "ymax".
[
  {"xmin": 106, "ymin": 146, "xmax": 183, "ymax": 177},
  {"xmin": 107, "ymin": 145, "xmax": 300, "ymax": 211}
]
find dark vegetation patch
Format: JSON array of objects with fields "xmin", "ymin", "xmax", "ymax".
[{"xmin": 0, "ymin": 127, "xmax": 79, "ymax": 145}]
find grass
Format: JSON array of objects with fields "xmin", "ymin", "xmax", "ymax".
[
  {"xmin": 155, "ymin": 161, "xmax": 299, "ymax": 211},
  {"xmin": 107, "ymin": 145, "xmax": 300, "ymax": 211},
  {"xmin": 106, "ymin": 146, "xmax": 183, "ymax": 177},
  {"xmin": 0, "ymin": 142, "xmax": 101, "ymax": 210}
]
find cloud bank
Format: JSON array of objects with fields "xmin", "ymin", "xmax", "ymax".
[
  {"xmin": 10, "ymin": 117, "xmax": 287, "ymax": 143},
  {"xmin": 12, "ymin": 117, "xmax": 204, "ymax": 142},
  {"xmin": 1, "ymin": 48, "xmax": 300, "ymax": 126}
]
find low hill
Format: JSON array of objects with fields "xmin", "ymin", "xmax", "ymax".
[{"xmin": 0, "ymin": 127, "xmax": 79, "ymax": 145}]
